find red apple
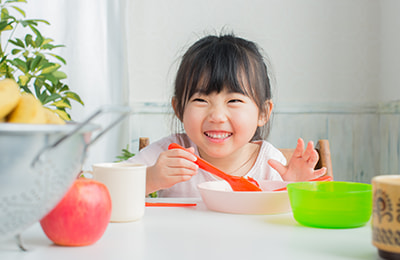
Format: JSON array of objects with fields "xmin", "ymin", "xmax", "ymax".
[{"xmin": 40, "ymin": 178, "xmax": 112, "ymax": 246}]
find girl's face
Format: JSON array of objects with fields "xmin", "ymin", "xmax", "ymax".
[{"xmin": 179, "ymin": 88, "xmax": 272, "ymax": 161}]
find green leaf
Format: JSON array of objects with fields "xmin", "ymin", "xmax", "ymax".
[
  {"xmin": 48, "ymin": 53, "xmax": 66, "ymax": 64},
  {"xmin": 21, "ymin": 19, "xmax": 49, "ymax": 27},
  {"xmin": 10, "ymin": 58, "xmax": 28, "ymax": 73},
  {"xmin": 41, "ymin": 38, "xmax": 53, "ymax": 46},
  {"xmin": 8, "ymin": 0, "xmax": 28, "ymax": 4},
  {"xmin": 42, "ymin": 85, "xmax": 53, "ymax": 95},
  {"xmin": 0, "ymin": 64, "xmax": 9, "ymax": 76},
  {"xmin": 20, "ymin": 19, "xmax": 34, "ymax": 27},
  {"xmin": 44, "ymin": 73, "xmax": 58, "ymax": 85},
  {"xmin": 30, "ymin": 19, "xmax": 50, "ymax": 25},
  {"xmin": 0, "ymin": 21, "xmax": 10, "ymax": 31},
  {"xmin": 0, "ymin": 7, "xmax": 10, "ymax": 21},
  {"xmin": 41, "ymin": 63, "xmax": 60, "ymax": 74},
  {"xmin": 60, "ymin": 84, "xmax": 69, "ymax": 92},
  {"xmin": 53, "ymin": 108, "xmax": 70, "ymax": 121},
  {"xmin": 24, "ymin": 33, "xmax": 33, "ymax": 47},
  {"xmin": 41, "ymin": 43, "xmax": 64, "ymax": 50},
  {"xmin": 148, "ymin": 192, "xmax": 158, "ymax": 198},
  {"xmin": 18, "ymin": 74, "xmax": 30, "ymax": 85},
  {"xmin": 34, "ymin": 80, "xmax": 44, "ymax": 98},
  {"xmin": 0, "ymin": 56, "xmax": 7, "ymax": 64},
  {"xmin": 115, "ymin": 145, "xmax": 135, "ymax": 162},
  {"xmin": 0, "ymin": 23, "xmax": 13, "ymax": 32},
  {"xmin": 20, "ymin": 85, "xmax": 31, "ymax": 94},
  {"xmin": 65, "ymin": 91, "xmax": 84, "ymax": 105},
  {"xmin": 11, "ymin": 48, "xmax": 22, "ymax": 55},
  {"xmin": 35, "ymin": 32, "xmax": 43, "ymax": 47},
  {"xmin": 43, "ymin": 93, "xmax": 62, "ymax": 104},
  {"xmin": 29, "ymin": 55, "xmax": 42, "ymax": 70},
  {"xmin": 33, "ymin": 77, "xmax": 44, "ymax": 90},
  {"xmin": 63, "ymin": 98, "xmax": 71, "ymax": 107},
  {"xmin": 52, "ymin": 99, "xmax": 71, "ymax": 109},
  {"xmin": 9, "ymin": 38, "xmax": 25, "ymax": 48},
  {"xmin": 51, "ymin": 70, "xmax": 67, "ymax": 80},
  {"xmin": 10, "ymin": 6, "xmax": 25, "ymax": 17}
]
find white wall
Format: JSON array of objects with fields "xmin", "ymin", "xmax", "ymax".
[
  {"xmin": 21, "ymin": 0, "xmax": 400, "ymax": 180},
  {"xmin": 380, "ymin": 0, "xmax": 400, "ymax": 102},
  {"xmin": 126, "ymin": 0, "xmax": 381, "ymax": 105}
]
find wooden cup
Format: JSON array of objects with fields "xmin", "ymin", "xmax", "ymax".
[{"xmin": 372, "ymin": 175, "xmax": 400, "ymax": 260}]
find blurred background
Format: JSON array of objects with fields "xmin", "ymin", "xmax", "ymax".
[{"xmin": 26, "ymin": 0, "xmax": 400, "ymax": 182}]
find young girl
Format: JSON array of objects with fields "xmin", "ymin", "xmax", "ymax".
[{"xmin": 127, "ymin": 33, "xmax": 326, "ymax": 197}]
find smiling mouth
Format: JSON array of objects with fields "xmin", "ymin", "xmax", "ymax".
[{"xmin": 204, "ymin": 132, "xmax": 232, "ymax": 139}]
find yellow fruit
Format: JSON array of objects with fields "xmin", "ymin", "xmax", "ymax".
[
  {"xmin": 0, "ymin": 78, "xmax": 21, "ymax": 118},
  {"xmin": 43, "ymin": 108, "xmax": 65, "ymax": 125},
  {"xmin": 7, "ymin": 93, "xmax": 46, "ymax": 124}
]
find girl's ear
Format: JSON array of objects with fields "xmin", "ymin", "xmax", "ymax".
[
  {"xmin": 171, "ymin": 97, "xmax": 182, "ymax": 121},
  {"xmin": 258, "ymin": 100, "xmax": 273, "ymax": 127}
]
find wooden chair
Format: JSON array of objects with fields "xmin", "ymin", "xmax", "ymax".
[{"xmin": 139, "ymin": 137, "xmax": 333, "ymax": 178}]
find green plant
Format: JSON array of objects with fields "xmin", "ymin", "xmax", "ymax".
[
  {"xmin": 115, "ymin": 144, "xmax": 136, "ymax": 162},
  {"xmin": 0, "ymin": 0, "xmax": 83, "ymax": 120}
]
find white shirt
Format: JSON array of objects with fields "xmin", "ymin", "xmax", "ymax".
[{"xmin": 127, "ymin": 134, "xmax": 286, "ymax": 197}]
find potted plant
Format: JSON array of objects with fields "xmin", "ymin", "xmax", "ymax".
[{"xmin": 0, "ymin": 0, "xmax": 83, "ymax": 120}]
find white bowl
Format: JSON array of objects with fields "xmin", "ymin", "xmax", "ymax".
[{"xmin": 198, "ymin": 180, "xmax": 292, "ymax": 214}]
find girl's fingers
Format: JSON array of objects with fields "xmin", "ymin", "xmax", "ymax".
[
  {"xmin": 313, "ymin": 167, "xmax": 327, "ymax": 178},
  {"xmin": 302, "ymin": 141, "xmax": 315, "ymax": 162},
  {"xmin": 168, "ymin": 157, "xmax": 198, "ymax": 171},
  {"xmin": 167, "ymin": 146, "xmax": 197, "ymax": 162},
  {"xmin": 187, "ymin": 146, "xmax": 195, "ymax": 154},
  {"xmin": 165, "ymin": 146, "xmax": 199, "ymax": 174},
  {"xmin": 268, "ymin": 159, "xmax": 287, "ymax": 177},
  {"xmin": 167, "ymin": 161, "xmax": 198, "ymax": 176},
  {"xmin": 308, "ymin": 149, "xmax": 319, "ymax": 165},
  {"xmin": 293, "ymin": 138, "xmax": 305, "ymax": 158}
]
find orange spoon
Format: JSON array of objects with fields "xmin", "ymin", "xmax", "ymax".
[{"xmin": 168, "ymin": 143, "xmax": 262, "ymax": 192}]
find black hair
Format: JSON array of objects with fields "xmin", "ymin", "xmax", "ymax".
[{"xmin": 173, "ymin": 33, "xmax": 273, "ymax": 140}]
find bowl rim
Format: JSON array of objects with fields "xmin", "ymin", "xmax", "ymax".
[
  {"xmin": 198, "ymin": 180, "xmax": 288, "ymax": 194},
  {"xmin": 372, "ymin": 174, "xmax": 400, "ymax": 185},
  {"xmin": 286, "ymin": 181, "xmax": 372, "ymax": 194}
]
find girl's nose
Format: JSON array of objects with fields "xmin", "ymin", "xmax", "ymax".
[{"xmin": 208, "ymin": 105, "xmax": 227, "ymax": 123}]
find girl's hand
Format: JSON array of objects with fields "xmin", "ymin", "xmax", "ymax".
[
  {"xmin": 268, "ymin": 138, "xmax": 326, "ymax": 181},
  {"xmin": 146, "ymin": 147, "xmax": 198, "ymax": 195}
]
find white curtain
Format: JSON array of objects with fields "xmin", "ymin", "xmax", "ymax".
[{"xmin": 26, "ymin": 0, "xmax": 130, "ymax": 169}]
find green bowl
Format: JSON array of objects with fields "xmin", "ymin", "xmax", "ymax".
[{"xmin": 287, "ymin": 181, "xmax": 372, "ymax": 229}]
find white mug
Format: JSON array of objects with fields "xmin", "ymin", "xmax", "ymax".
[{"xmin": 92, "ymin": 163, "xmax": 146, "ymax": 222}]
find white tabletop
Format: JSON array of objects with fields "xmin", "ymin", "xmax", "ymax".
[{"xmin": 0, "ymin": 198, "xmax": 379, "ymax": 260}]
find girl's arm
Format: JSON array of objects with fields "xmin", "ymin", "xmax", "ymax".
[{"xmin": 268, "ymin": 138, "xmax": 326, "ymax": 181}]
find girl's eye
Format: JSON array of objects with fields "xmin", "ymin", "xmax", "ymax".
[
  {"xmin": 192, "ymin": 98, "xmax": 207, "ymax": 103},
  {"xmin": 228, "ymin": 99, "xmax": 243, "ymax": 103}
]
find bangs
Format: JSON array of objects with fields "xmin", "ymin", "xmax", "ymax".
[{"xmin": 185, "ymin": 39, "xmax": 253, "ymax": 99}]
